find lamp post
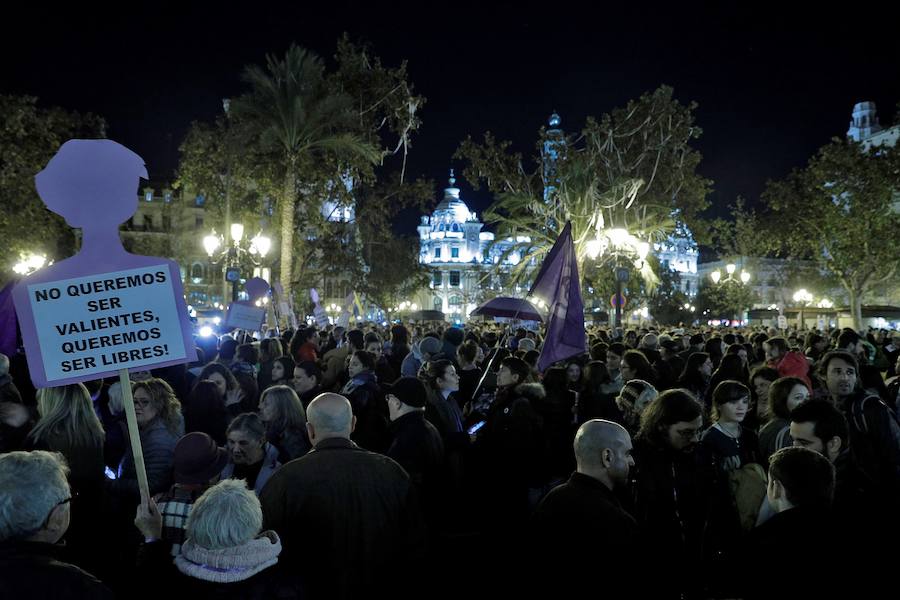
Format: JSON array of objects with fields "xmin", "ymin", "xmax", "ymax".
[
  {"xmin": 708, "ymin": 262, "xmax": 752, "ymax": 322},
  {"xmin": 586, "ymin": 227, "xmax": 650, "ymax": 329},
  {"xmin": 792, "ymin": 288, "xmax": 813, "ymax": 330},
  {"xmin": 710, "ymin": 262, "xmax": 751, "ymax": 285},
  {"xmin": 203, "ymin": 224, "xmax": 271, "ymax": 303}
]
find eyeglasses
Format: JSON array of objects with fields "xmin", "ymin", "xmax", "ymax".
[
  {"xmin": 41, "ymin": 493, "xmax": 76, "ymax": 529},
  {"xmin": 675, "ymin": 428, "xmax": 699, "ymax": 440}
]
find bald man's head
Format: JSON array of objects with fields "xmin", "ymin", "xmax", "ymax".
[
  {"xmin": 574, "ymin": 419, "xmax": 634, "ymax": 489},
  {"xmin": 307, "ymin": 393, "xmax": 354, "ymax": 442}
]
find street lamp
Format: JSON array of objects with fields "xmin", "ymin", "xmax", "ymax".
[
  {"xmin": 793, "ymin": 288, "xmax": 813, "ymax": 329},
  {"xmin": 708, "ymin": 262, "xmax": 752, "ymax": 322},
  {"xmin": 586, "ymin": 226, "xmax": 650, "ymax": 329},
  {"xmin": 12, "ymin": 253, "xmax": 52, "ymax": 276},
  {"xmin": 710, "ymin": 263, "xmax": 751, "ymax": 285},
  {"xmin": 204, "ymin": 225, "xmax": 271, "ymax": 303}
]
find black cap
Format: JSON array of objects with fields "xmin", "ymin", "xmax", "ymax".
[{"xmin": 385, "ymin": 377, "xmax": 427, "ymax": 408}]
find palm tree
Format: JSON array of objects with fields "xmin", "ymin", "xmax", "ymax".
[{"xmin": 231, "ymin": 44, "xmax": 381, "ymax": 302}]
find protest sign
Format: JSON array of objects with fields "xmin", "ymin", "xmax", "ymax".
[
  {"xmin": 26, "ymin": 266, "xmax": 189, "ymax": 384},
  {"xmin": 225, "ymin": 302, "xmax": 267, "ymax": 331},
  {"xmin": 12, "ymin": 139, "xmax": 196, "ymax": 503},
  {"xmin": 223, "ymin": 278, "xmax": 269, "ymax": 332}
]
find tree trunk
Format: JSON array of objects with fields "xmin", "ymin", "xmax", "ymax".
[
  {"xmin": 279, "ymin": 165, "xmax": 295, "ymax": 325},
  {"xmin": 849, "ymin": 289, "xmax": 863, "ymax": 332}
]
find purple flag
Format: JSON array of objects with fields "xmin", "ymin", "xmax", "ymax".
[{"xmin": 531, "ymin": 222, "xmax": 587, "ymax": 372}]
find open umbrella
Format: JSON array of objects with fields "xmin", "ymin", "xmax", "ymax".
[{"xmin": 470, "ymin": 296, "xmax": 543, "ymax": 322}]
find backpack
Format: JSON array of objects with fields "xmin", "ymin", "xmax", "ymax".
[
  {"xmin": 849, "ymin": 393, "xmax": 900, "ymax": 435},
  {"xmin": 728, "ymin": 463, "xmax": 768, "ymax": 532}
]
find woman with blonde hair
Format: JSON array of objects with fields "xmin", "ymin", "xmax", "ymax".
[
  {"xmin": 25, "ymin": 383, "xmax": 106, "ymax": 573},
  {"xmin": 27, "ymin": 383, "xmax": 105, "ymax": 496},
  {"xmin": 258, "ymin": 385, "xmax": 310, "ymax": 463}
]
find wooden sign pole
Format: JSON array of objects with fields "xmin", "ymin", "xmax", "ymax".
[{"xmin": 118, "ymin": 368, "xmax": 150, "ymax": 504}]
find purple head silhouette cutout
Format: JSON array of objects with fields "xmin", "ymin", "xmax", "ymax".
[
  {"xmin": 12, "ymin": 138, "xmax": 196, "ymax": 388},
  {"xmin": 36, "ymin": 139, "xmax": 147, "ymax": 229},
  {"xmin": 244, "ymin": 277, "xmax": 270, "ymax": 301}
]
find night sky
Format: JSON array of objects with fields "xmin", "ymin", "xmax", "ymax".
[{"xmin": 5, "ymin": 1, "xmax": 900, "ymax": 230}]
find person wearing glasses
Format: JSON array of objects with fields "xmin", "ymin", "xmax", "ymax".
[
  {"xmin": 109, "ymin": 378, "xmax": 183, "ymax": 505},
  {"xmin": 0, "ymin": 450, "xmax": 113, "ymax": 598},
  {"xmin": 631, "ymin": 389, "xmax": 710, "ymax": 599}
]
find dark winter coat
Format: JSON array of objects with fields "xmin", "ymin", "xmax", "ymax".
[
  {"xmin": 259, "ymin": 437, "xmax": 426, "ymax": 600},
  {"xmin": 531, "ymin": 472, "xmax": 640, "ymax": 595},
  {"xmin": 631, "ymin": 437, "xmax": 713, "ymax": 599},
  {"xmin": 837, "ymin": 389, "xmax": 900, "ymax": 496},
  {"xmin": 0, "ymin": 541, "xmax": 113, "ymax": 600},
  {"xmin": 269, "ymin": 425, "xmax": 312, "ymax": 464},
  {"xmin": 480, "ymin": 382, "xmax": 547, "ymax": 487},
  {"xmin": 342, "ymin": 371, "xmax": 389, "ymax": 453},
  {"xmin": 109, "ymin": 417, "xmax": 179, "ymax": 504},
  {"xmin": 387, "ymin": 410, "xmax": 446, "ymax": 529}
]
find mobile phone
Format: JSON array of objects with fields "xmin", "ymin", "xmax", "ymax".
[
  {"xmin": 467, "ymin": 420, "xmax": 486, "ymax": 435},
  {"xmin": 104, "ymin": 466, "xmax": 117, "ymax": 480}
]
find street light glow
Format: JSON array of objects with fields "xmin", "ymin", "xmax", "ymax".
[
  {"xmin": 203, "ymin": 234, "xmax": 220, "ymax": 256},
  {"xmin": 250, "ymin": 233, "xmax": 271, "ymax": 257},
  {"xmin": 230, "ymin": 223, "xmax": 244, "ymax": 243},
  {"xmin": 12, "ymin": 253, "xmax": 51, "ymax": 275},
  {"xmin": 711, "ymin": 270, "xmax": 721, "ymax": 283}
]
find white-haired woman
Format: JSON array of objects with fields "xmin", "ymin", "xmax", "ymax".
[{"xmin": 135, "ymin": 479, "xmax": 293, "ymax": 597}]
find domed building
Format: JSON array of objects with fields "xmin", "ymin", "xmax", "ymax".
[{"xmin": 415, "ymin": 171, "xmax": 525, "ymax": 321}]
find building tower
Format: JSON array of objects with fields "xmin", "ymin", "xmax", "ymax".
[
  {"xmin": 541, "ymin": 112, "xmax": 566, "ymax": 231},
  {"xmin": 847, "ymin": 101, "xmax": 883, "ymax": 141}
]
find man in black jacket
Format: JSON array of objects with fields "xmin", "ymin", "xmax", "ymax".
[
  {"xmin": 385, "ymin": 377, "xmax": 446, "ymax": 530},
  {"xmin": 259, "ymin": 393, "xmax": 425, "ymax": 600},
  {"xmin": 820, "ymin": 350, "xmax": 900, "ymax": 496},
  {"xmin": 531, "ymin": 420, "xmax": 639, "ymax": 595},
  {"xmin": 741, "ymin": 447, "xmax": 841, "ymax": 599},
  {"xmin": 0, "ymin": 451, "xmax": 112, "ymax": 599}
]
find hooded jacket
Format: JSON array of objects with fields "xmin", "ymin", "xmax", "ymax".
[{"xmin": 768, "ymin": 351, "xmax": 812, "ymax": 390}]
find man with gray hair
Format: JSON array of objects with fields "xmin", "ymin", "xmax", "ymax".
[
  {"xmin": 260, "ymin": 393, "xmax": 425, "ymax": 599},
  {"xmin": 0, "ymin": 451, "xmax": 112, "ymax": 598},
  {"xmin": 530, "ymin": 420, "xmax": 640, "ymax": 595}
]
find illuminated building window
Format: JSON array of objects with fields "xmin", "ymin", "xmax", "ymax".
[{"xmin": 451, "ymin": 247, "xmax": 459, "ymax": 258}]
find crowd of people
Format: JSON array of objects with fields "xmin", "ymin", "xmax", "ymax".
[{"xmin": 1, "ymin": 321, "xmax": 899, "ymax": 598}]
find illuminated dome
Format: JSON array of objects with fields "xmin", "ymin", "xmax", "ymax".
[{"xmin": 432, "ymin": 169, "xmax": 476, "ymax": 225}]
